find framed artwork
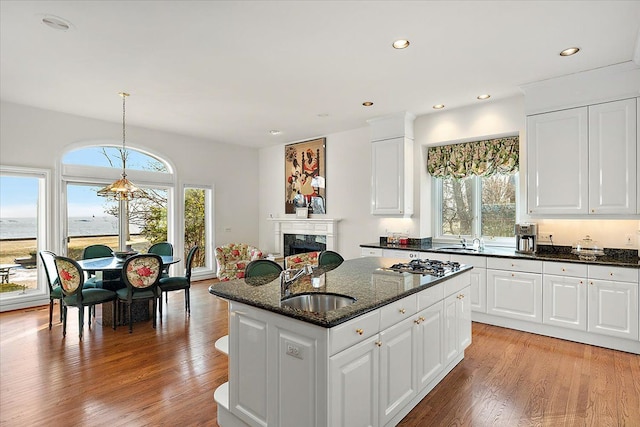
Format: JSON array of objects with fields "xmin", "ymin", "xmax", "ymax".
[{"xmin": 285, "ymin": 137, "xmax": 326, "ymax": 214}]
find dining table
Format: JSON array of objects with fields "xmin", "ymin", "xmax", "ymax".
[{"xmin": 76, "ymin": 254, "xmax": 181, "ymax": 326}]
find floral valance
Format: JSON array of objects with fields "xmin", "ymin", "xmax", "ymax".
[{"xmin": 426, "ymin": 136, "xmax": 519, "ymax": 179}]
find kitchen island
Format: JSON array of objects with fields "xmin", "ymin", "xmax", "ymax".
[{"xmin": 209, "ymin": 256, "xmax": 472, "ymax": 427}]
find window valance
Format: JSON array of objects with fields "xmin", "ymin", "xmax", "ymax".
[{"xmin": 426, "ymin": 136, "xmax": 519, "ymax": 179}]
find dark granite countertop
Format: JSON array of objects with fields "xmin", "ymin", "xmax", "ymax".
[
  {"xmin": 360, "ymin": 242, "xmax": 640, "ymax": 269},
  {"xmin": 208, "ymin": 257, "xmax": 473, "ymax": 328}
]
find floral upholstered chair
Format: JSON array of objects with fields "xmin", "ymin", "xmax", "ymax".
[
  {"xmin": 284, "ymin": 251, "xmax": 320, "ymax": 270},
  {"xmin": 215, "ymin": 243, "xmax": 263, "ymax": 281},
  {"xmin": 118, "ymin": 254, "xmax": 163, "ymax": 333}
]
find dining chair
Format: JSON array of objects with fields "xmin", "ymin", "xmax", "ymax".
[
  {"xmin": 158, "ymin": 246, "xmax": 198, "ymax": 317},
  {"xmin": 284, "ymin": 251, "xmax": 320, "ymax": 270},
  {"xmin": 53, "ymin": 256, "xmax": 117, "ymax": 339},
  {"xmin": 39, "ymin": 250, "xmax": 63, "ymax": 330},
  {"xmin": 318, "ymin": 250, "xmax": 344, "ymax": 266},
  {"xmin": 82, "ymin": 244, "xmax": 114, "ymax": 288},
  {"xmin": 245, "ymin": 259, "xmax": 283, "ymax": 278},
  {"xmin": 117, "ymin": 254, "xmax": 163, "ymax": 333},
  {"xmin": 149, "ymin": 241, "xmax": 174, "ymax": 301}
]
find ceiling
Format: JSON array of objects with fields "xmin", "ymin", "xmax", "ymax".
[{"xmin": 1, "ymin": 1, "xmax": 639, "ymax": 148}]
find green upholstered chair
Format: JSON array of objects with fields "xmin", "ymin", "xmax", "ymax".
[
  {"xmin": 284, "ymin": 251, "xmax": 320, "ymax": 270},
  {"xmin": 81, "ymin": 244, "xmax": 114, "ymax": 288},
  {"xmin": 53, "ymin": 256, "xmax": 117, "ymax": 339},
  {"xmin": 158, "ymin": 246, "xmax": 198, "ymax": 317},
  {"xmin": 245, "ymin": 259, "xmax": 283, "ymax": 278},
  {"xmin": 39, "ymin": 250, "xmax": 63, "ymax": 330},
  {"xmin": 117, "ymin": 254, "xmax": 163, "ymax": 333},
  {"xmin": 148, "ymin": 242, "xmax": 173, "ymax": 256},
  {"xmin": 318, "ymin": 250, "xmax": 344, "ymax": 266}
]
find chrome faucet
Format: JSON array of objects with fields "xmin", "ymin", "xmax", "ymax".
[
  {"xmin": 460, "ymin": 238, "xmax": 467, "ymax": 248},
  {"xmin": 280, "ymin": 264, "xmax": 314, "ymax": 298},
  {"xmin": 472, "ymin": 238, "xmax": 481, "ymax": 249}
]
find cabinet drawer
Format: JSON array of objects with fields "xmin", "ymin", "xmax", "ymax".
[
  {"xmin": 380, "ymin": 293, "xmax": 417, "ymax": 330},
  {"xmin": 382, "ymin": 249, "xmax": 425, "ymax": 259},
  {"xmin": 329, "ymin": 310, "xmax": 380, "ymax": 355},
  {"xmin": 588, "ymin": 265, "xmax": 639, "ymax": 283},
  {"xmin": 417, "ymin": 283, "xmax": 444, "ymax": 310},
  {"xmin": 444, "ymin": 271, "xmax": 471, "ymax": 297},
  {"xmin": 450, "ymin": 254, "xmax": 487, "ymax": 268},
  {"xmin": 543, "ymin": 261, "xmax": 588, "ymax": 277},
  {"xmin": 361, "ymin": 247, "xmax": 383, "ymax": 257},
  {"xmin": 487, "ymin": 257, "xmax": 543, "ymax": 273}
]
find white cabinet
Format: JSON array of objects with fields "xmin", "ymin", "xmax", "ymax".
[
  {"xmin": 382, "ymin": 248, "xmax": 424, "ymax": 260},
  {"xmin": 414, "ymin": 301, "xmax": 445, "ymax": 390},
  {"xmin": 543, "ymin": 262, "xmax": 588, "ymax": 330},
  {"xmin": 527, "ymin": 98, "xmax": 638, "ymax": 216},
  {"xmin": 371, "ymin": 136, "xmax": 413, "ymax": 216},
  {"xmin": 444, "ymin": 286, "xmax": 472, "ymax": 366},
  {"xmin": 329, "ymin": 334, "xmax": 380, "ymax": 427},
  {"xmin": 487, "ymin": 258, "xmax": 543, "ymax": 323},
  {"xmin": 587, "ymin": 265, "xmax": 639, "ymax": 340},
  {"xmin": 379, "ymin": 316, "xmax": 417, "ymax": 425},
  {"xmin": 361, "ymin": 247, "xmax": 383, "ymax": 257},
  {"xmin": 450, "ymin": 254, "xmax": 486, "ymax": 313},
  {"xmin": 588, "ymin": 98, "xmax": 637, "ymax": 214},
  {"xmin": 527, "ymin": 107, "xmax": 588, "ymax": 215}
]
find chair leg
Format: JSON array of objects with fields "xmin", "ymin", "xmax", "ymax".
[
  {"xmin": 186, "ymin": 289, "xmax": 190, "ymax": 315},
  {"xmin": 152, "ymin": 298, "xmax": 157, "ymax": 329},
  {"xmin": 159, "ymin": 291, "xmax": 163, "ymax": 317},
  {"xmin": 59, "ymin": 301, "xmax": 63, "ymax": 322},
  {"xmin": 49, "ymin": 300, "xmax": 54, "ymax": 330},
  {"xmin": 78, "ymin": 307, "xmax": 84, "ymax": 340},
  {"xmin": 128, "ymin": 303, "xmax": 133, "ymax": 333},
  {"xmin": 112, "ymin": 300, "xmax": 116, "ymax": 331},
  {"xmin": 62, "ymin": 305, "xmax": 68, "ymax": 337}
]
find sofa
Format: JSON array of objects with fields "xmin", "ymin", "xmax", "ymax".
[{"xmin": 215, "ymin": 243, "xmax": 263, "ymax": 281}]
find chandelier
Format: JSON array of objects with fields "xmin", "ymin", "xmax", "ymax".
[{"xmin": 97, "ymin": 92, "xmax": 143, "ymax": 200}]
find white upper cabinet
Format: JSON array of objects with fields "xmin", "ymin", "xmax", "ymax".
[
  {"xmin": 588, "ymin": 98, "xmax": 637, "ymax": 214},
  {"xmin": 527, "ymin": 98, "xmax": 638, "ymax": 216},
  {"xmin": 368, "ymin": 112, "xmax": 415, "ymax": 217},
  {"xmin": 527, "ymin": 106, "xmax": 589, "ymax": 215}
]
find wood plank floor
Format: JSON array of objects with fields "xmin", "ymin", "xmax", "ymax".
[{"xmin": 1, "ymin": 280, "xmax": 639, "ymax": 426}]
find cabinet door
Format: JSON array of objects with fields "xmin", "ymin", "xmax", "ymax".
[
  {"xmin": 330, "ymin": 335, "xmax": 380, "ymax": 427},
  {"xmin": 468, "ymin": 267, "xmax": 487, "ymax": 313},
  {"xmin": 588, "ymin": 279, "xmax": 639, "ymax": 340},
  {"xmin": 379, "ymin": 317, "xmax": 416, "ymax": 426},
  {"xmin": 443, "ymin": 293, "xmax": 459, "ymax": 365},
  {"xmin": 371, "ymin": 137, "xmax": 413, "ymax": 215},
  {"xmin": 415, "ymin": 302, "xmax": 444, "ymax": 390},
  {"xmin": 543, "ymin": 274, "xmax": 587, "ymax": 330},
  {"xmin": 588, "ymin": 98, "xmax": 637, "ymax": 214},
  {"xmin": 487, "ymin": 270, "xmax": 543, "ymax": 323},
  {"xmin": 527, "ymin": 107, "xmax": 589, "ymax": 215},
  {"xmin": 457, "ymin": 286, "xmax": 472, "ymax": 350}
]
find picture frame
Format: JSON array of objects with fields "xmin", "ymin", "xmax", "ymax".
[
  {"xmin": 296, "ymin": 207, "xmax": 309, "ymax": 219},
  {"xmin": 285, "ymin": 137, "xmax": 326, "ymax": 214}
]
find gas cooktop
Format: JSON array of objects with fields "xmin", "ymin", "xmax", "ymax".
[{"xmin": 385, "ymin": 259, "xmax": 461, "ymax": 277}]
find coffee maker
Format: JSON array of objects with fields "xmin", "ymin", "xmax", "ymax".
[{"xmin": 515, "ymin": 223, "xmax": 537, "ymax": 254}]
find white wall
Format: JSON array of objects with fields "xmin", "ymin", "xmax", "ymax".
[{"xmin": 0, "ymin": 101, "xmax": 261, "ymax": 255}]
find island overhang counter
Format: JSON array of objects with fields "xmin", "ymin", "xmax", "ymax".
[{"xmin": 209, "ymin": 256, "xmax": 473, "ymax": 427}]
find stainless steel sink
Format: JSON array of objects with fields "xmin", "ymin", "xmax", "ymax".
[
  {"xmin": 436, "ymin": 246, "xmax": 479, "ymax": 253},
  {"xmin": 281, "ymin": 293, "xmax": 356, "ymax": 313}
]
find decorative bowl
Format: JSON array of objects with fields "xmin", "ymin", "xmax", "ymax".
[{"xmin": 112, "ymin": 251, "xmax": 138, "ymax": 261}]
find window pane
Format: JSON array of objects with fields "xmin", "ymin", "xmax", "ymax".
[
  {"xmin": 481, "ymin": 173, "xmax": 517, "ymax": 237},
  {"xmin": 0, "ymin": 175, "xmax": 39, "ymax": 295},
  {"xmin": 131, "ymin": 188, "xmax": 168, "ymax": 252},
  {"xmin": 441, "ymin": 177, "xmax": 473, "ymax": 236},
  {"xmin": 184, "ymin": 188, "xmax": 207, "ymax": 269},
  {"xmin": 63, "ymin": 147, "xmax": 168, "ymax": 172}
]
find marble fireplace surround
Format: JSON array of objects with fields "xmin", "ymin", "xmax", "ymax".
[{"xmin": 268, "ymin": 218, "xmax": 340, "ymax": 256}]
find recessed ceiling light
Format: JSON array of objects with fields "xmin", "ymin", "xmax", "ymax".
[
  {"xmin": 433, "ymin": 104, "xmax": 445, "ymax": 110},
  {"xmin": 560, "ymin": 47, "xmax": 580, "ymax": 56},
  {"xmin": 269, "ymin": 130, "xmax": 282, "ymax": 135},
  {"xmin": 477, "ymin": 94, "xmax": 491, "ymax": 100},
  {"xmin": 392, "ymin": 39, "xmax": 410, "ymax": 49},
  {"xmin": 41, "ymin": 15, "xmax": 72, "ymax": 31},
  {"xmin": 362, "ymin": 101, "xmax": 374, "ymax": 107},
  {"xmin": 317, "ymin": 113, "xmax": 329, "ymax": 118}
]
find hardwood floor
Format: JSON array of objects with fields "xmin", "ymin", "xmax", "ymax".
[{"xmin": 1, "ymin": 280, "xmax": 639, "ymax": 426}]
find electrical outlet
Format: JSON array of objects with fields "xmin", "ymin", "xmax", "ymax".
[
  {"xmin": 286, "ymin": 342, "xmax": 303, "ymax": 360},
  {"xmin": 625, "ymin": 234, "xmax": 634, "ymax": 246},
  {"xmin": 538, "ymin": 232, "xmax": 554, "ymax": 243}
]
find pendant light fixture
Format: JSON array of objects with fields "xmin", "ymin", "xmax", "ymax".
[{"xmin": 97, "ymin": 92, "xmax": 143, "ymax": 200}]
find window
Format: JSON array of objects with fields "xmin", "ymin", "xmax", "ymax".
[
  {"xmin": 428, "ymin": 136, "xmax": 519, "ymax": 244},
  {"xmin": 184, "ymin": 186, "xmax": 213, "ymax": 277}
]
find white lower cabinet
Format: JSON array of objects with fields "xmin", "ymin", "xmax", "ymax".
[
  {"xmin": 330, "ymin": 334, "xmax": 380, "ymax": 427},
  {"xmin": 444, "ymin": 286, "xmax": 472, "ymax": 365},
  {"xmin": 450, "ymin": 254, "xmax": 486, "ymax": 313},
  {"xmin": 543, "ymin": 274, "xmax": 587, "ymax": 330},
  {"xmin": 415, "ymin": 301, "xmax": 445, "ymax": 390},
  {"xmin": 587, "ymin": 265, "xmax": 639, "ymax": 340},
  {"xmin": 487, "ymin": 267, "xmax": 543, "ymax": 323}
]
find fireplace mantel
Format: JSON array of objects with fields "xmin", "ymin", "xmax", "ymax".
[{"xmin": 268, "ymin": 217, "xmax": 340, "ymax": 255}]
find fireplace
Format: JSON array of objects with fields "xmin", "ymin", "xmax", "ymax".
[
  {"xmin": 283, "ymin": 234, "xmax": 327, "ymax": 257},
  {"xmin": 268, "ymin": 218, "xmax": 340, "ymax": 256}
]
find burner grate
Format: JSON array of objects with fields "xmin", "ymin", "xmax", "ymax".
[{"xmin": 387, "ymin": 259, "xmax": 460, "ymax": 276}]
